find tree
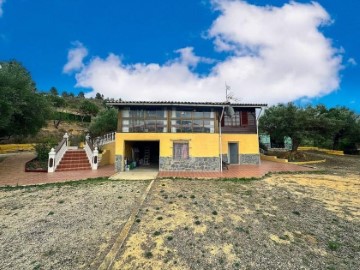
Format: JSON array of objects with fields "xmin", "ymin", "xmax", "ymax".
[
  {"xmin": 78, "ymin": 100, "xmax": 99, "ymax": 122},
  {"xmin": 78, "ymin": 91, "xmax": 85, "ymax": 98},
  {"xmin": 61, "ymin": 91, "xmax": 69, "ymax": 98},
  {"xmin": 49, "ymin": 86, "xmax": 58, "ymax": 96},
  {"xmin": 325, "ymin": 107, "xmax": 360, "ymax": 150},
  {"xmin": 88, "ymin": 108, "xmax": 117, "ymax": 138},
  {"xmin": 259, "ymin": 103, "xmax": 330, "ymax": 152},
  {"xmin": 95, "ymin": 92, "xmax": 104, "ymax": 100},
  {"xmin": 0, "ymin": 61, "xmax": 51, "ymax": 139}
]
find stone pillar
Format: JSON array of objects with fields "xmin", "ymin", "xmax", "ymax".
[
  {"xmin": 48, "ymin": 148, "xmax": 56, "ymax": 173},
  {"xmin": 63, "ymin": 132, "xmax": 69, "ymax": 147},
  {"xmin": 92, "ymin": 147, "xmax": 99, "ymax": 170}
]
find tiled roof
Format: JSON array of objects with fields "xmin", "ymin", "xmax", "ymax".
[{"xmin": 106, "ymin": 100, "xmax": 267, "ymax": 108}]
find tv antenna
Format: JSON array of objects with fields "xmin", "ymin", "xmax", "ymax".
[{"xmin": 225, "ymin": 83, "xmax": 231, "ymax": 102}]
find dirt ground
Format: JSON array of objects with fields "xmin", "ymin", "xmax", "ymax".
[
  {"xmin": 0, "ymin": 153, "xmax": 359, "ymax": 270},
  {"xmin": 305, "ymin": 150, "xmax": 360, "ymax": 175},
  {"xmin": 0, "ymin": 180, "xmax": 149, "ymax": 270}
]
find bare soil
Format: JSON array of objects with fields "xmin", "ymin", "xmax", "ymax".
[
  {"xmin": 0, "ymin": 180, "xmax": 149, "ymax": 270},
  {"xmin": 0, "ymin": 152, "xmax": 359, "ymax": 270},
  {"xmin": 113, "ymin": 175, "xmax": 359, "ymax": 270},
  {"xmin": 305, "ymin": 151, "xmax": 360, "ymax": 175}
]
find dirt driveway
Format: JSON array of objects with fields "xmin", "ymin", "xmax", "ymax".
[{"xmin": 1, "ymin": 171, "xmax": 359, "ymax": 270}]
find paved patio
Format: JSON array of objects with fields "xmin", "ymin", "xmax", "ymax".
[
  {"xmin": 0, "ymin": 153, "xmax": 314, "ymax": 186},
  {"xmin": 0, "ymin": 152, "xmax": 115, "ymax": 186}
]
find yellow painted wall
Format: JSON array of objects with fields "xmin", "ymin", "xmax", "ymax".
[
  {"xmin": 221, "ymin": 134, "xmax": 259, "ymax": 154},
  {"xmin": 115, "ymin": 133, "xmax": 259, "ymax": 157},
  {"xmin": 0, "ymin": 144, "xmax": 35, "ymax": 154},
  {"xmin": 100, "ymin": 142, "xmax": 115, "ymax": 165}
]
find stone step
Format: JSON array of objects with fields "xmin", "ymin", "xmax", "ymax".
[{"xmin": 56, "ymin": 166, "xmax": 91, "ymax": 172}]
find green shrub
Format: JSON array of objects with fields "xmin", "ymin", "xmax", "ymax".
[{"xmin": 35, "ymin": 143, "xmax": 52, "ymax": 161}]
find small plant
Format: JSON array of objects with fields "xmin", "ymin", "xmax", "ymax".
[
  {"xmin": 118, "ymin": 196, "xmax": 122, "ymax": 199},
  {"xmin": 167, "ymin": 235, "xmax": 173, "ymax": 241},
  {"xmin": 57, "ymin": 200, "xmax": 65, "ymax": 204},
  {"xmin": 190, "ymin": 195, "xmax": 195, "ymax": 199},
  {"xmin": 212, "ymin": 210, "xmax": 218, "ymax": 215},
  {"xmin": 292, "ymin": 210, "xmax": 300, "ymax": 216},
  {"xmin": 47, "ymin": 211, "xmax": 54, "ymax": 216},
  {"xmin": 194, "ymin": 220, "xmax": 201, "ymax": 225},
  {"xmin": 144, "ymin": 251, "xmax": 153, "ymax": 258},
  {"xmin": 328, "ymin": 240, "xmax": 341, "ymax": 251},
  {"xmin": 135, "ymin": 218, "xmax": 141, "ymax": 223},
  {"xmin": 157, "ymin": 216, "xmax": 163, "ymax": 220},
  {"xmin": 153, "ymin": 231, "xmax": 161, "ymax": 236},
  {"xmin": 235, "ymin": 226, "xmax": 249, "ymax": 234},
  {"xmin": 279, "ymin": 235, "xmax": 290, "ymax": 241}
]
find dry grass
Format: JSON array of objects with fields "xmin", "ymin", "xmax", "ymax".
[{"xmin": 0, "ymin": 173, "xmax": 359, "ymax": 270}]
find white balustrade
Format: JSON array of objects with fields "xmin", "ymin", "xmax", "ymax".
[{"xmin": 48, "ymin": 133, "xmax": 69, "ymax": 172}]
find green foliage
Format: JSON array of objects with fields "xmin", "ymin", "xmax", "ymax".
[
  {"xmin": 259, "ymin": 103, "xmax": 360, "ymax": 152},
  {"xmin": 49, "ymin": 86, "xmax": 58, "ymax": 96},
  {"xmin": 88, "ymin": 108, "xmax": 117, "ymax": 137},
  {"xmin": 95, "ymin": 92, "xmax": 104, "ymax": 100},
  {"xmin": 35, "ymin": 138, "xmax": 57, "ymax": 161},
  {"xmin": 79, "ymin": 100, "xmax": 99, "ymax": 118},
  {"xmin": 0, "ymin": 61, "xmax": 52, "ymax": 139},
  {"xmin": 51, "ymin": 111, "xmax": 91, "ymax": 122}
]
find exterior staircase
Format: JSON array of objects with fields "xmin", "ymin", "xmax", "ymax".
[{"xmin": 56, "ymin": 149, "xmax": 91, "ymax": 172}]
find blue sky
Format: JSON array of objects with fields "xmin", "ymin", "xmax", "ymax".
[{"xmin": 0, "ymin": 0, "xmax": 359, "ymax": 111}]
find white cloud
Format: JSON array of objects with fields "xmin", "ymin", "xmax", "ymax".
[
  {"xmin": 347, "ymin": 58, "xmax": 357, "ymax": 66},
  {"xmin": 69, "ymin": 1, "xmax": 343, "ymax": 105},
  {"xmin": 63, "ymin": 41, "xmax": 88, "ymax": 74},
  {"xmin": 0, "ymin": 0, "xmax": 6, "ymax": 17}
]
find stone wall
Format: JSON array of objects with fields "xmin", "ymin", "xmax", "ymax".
[
  {"xmin": 240, "ymin": 154, "xmax": 260, "ymax": 165},
  {"xmin": 159, "ymin": 157, "xmax": 220, "ymax": 171},
  {"xmin": 115, "ymin": 155, "xmax": 123, "ymax": 172}
]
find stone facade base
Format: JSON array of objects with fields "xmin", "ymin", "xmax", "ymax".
[
  {"xmin": 240, "ymin": 154, "xmax": 260, "ymax": 165},
  {"xmin": 115, "ymin": 155, "xmax": 123, "ymax": 172},
  {"xmin": 159, "ymin": 157, "xmax": 220, "ymax": 171}
]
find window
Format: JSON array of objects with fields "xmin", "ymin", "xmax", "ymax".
[
  {"xmin": 171, "ymin": 108, "xmax": 215, "ymax": 133},
  {"xmin": 173, "ymin": 142, "xmax": 189, "ymax": 160},
  {"xmin": 122, "ymin": 107, "xmax": 167, "ymax": 132},
  {"xmin": 223, "ymin": 110, "xmax": 253, "ymax": 127}
]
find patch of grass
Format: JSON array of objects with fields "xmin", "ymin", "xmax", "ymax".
[
  {"xmin": 144, "ymin": 251, "xmax": 153, "ymax": 259},
  {"xmin": 47, "ymin": 211, "xmax": 54, "ymax": 216},
  {"xmin": 235, "ymin": 226, "xmax": 249, "ymax": 234},
  {"xmin": 33, "ymin": 264, "xmax": 41, "ymax": 270},
  {"xmin": 0, "ymin": 177, "xmax": 112, "ymax": 191},
  {"xmin": 328, "ymin": 240, "xmax": 341, "ymax": 251},
  {"xmin": 43, "ymin": 249, "xmax": 55, "ymax": 256},
  {"xmin": 279, "ymin": 235, "xmax": 290, "ymax": 241}
]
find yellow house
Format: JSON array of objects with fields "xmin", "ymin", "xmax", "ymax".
[{"xmin": 107, "ymin": 101, "xmax": 266, "ymax": 172}]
